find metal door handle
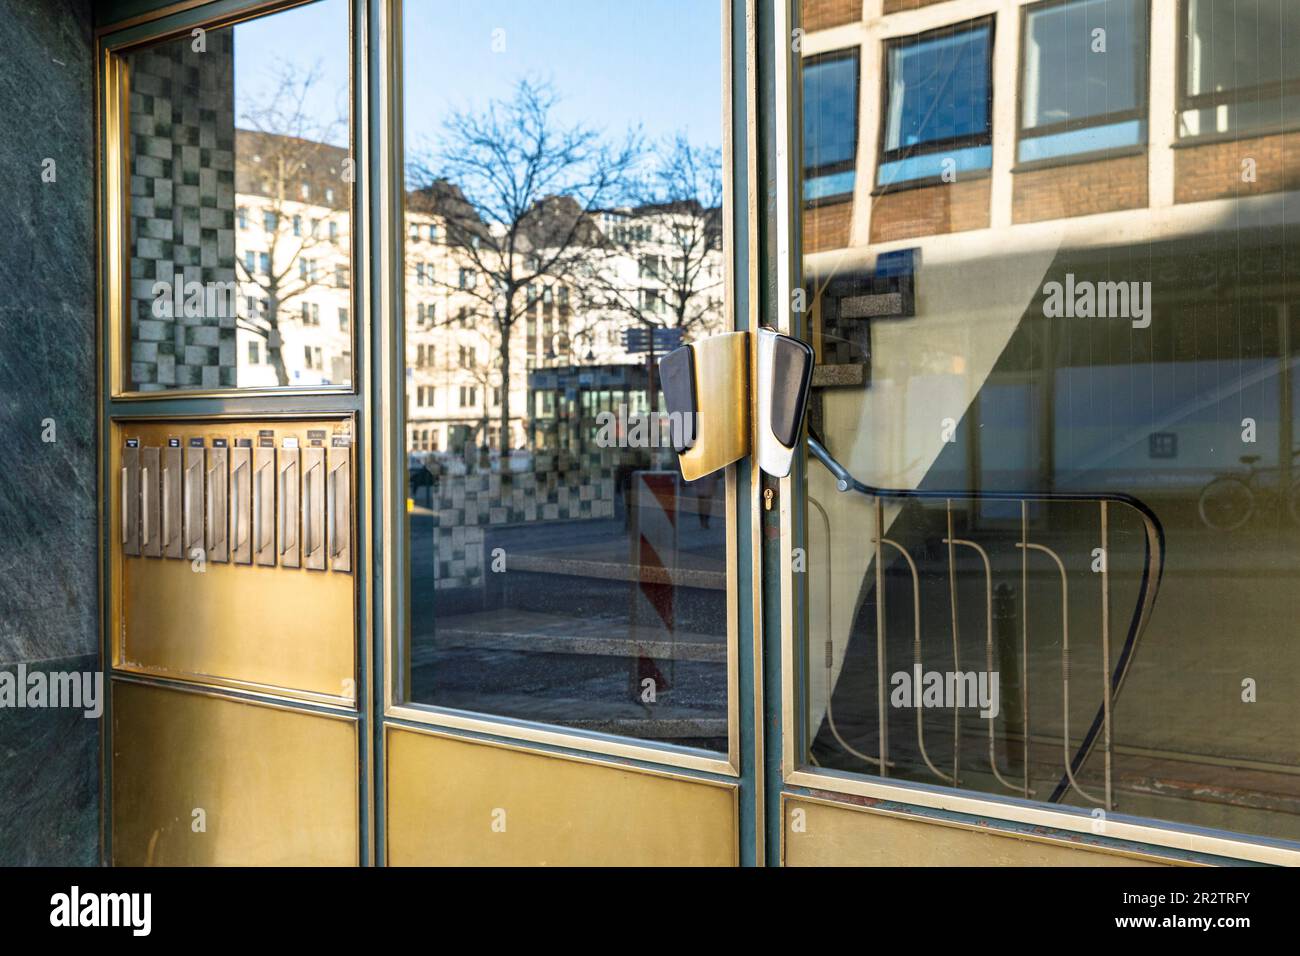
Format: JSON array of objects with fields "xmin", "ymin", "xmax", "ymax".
[{"xmin": 120, "ymin": 467, "xmax": 128, "ymax": 545}]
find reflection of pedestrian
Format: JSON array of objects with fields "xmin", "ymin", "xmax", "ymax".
[{"xmin": 695, "ymin": 472, "xmax": 719, "ymax": 529}]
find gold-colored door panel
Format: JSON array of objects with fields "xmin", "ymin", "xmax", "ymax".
[
  {"xmin": 111, "ymin": 680, "xmax": 359, "ymax": 866},
  {"xmin": 112, "ymin": 419, "xmax": 355, "ymax": 702},
  {"xmin": 781, "ymin": 795, "xmax": 1180, "ymax": 867},
  {"xmin": 385, "ymin": 725, "xmax": 739, "ymax": 866}
]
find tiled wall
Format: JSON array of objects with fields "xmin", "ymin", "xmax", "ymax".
[
  {"xmin": 126, "ymin": 32, "xmax": 237, "ymax": 391},
  {"xmin": 0, "ymin": 0, "xmax": 98, "ymax": 865},
  {"xmin": 423, "ymin": 447, "xmax": 667, "ymax": 590}
]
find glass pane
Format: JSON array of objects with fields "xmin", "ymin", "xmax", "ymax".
[
  {"xmin": 120, "ymin": 0, "xmax": 351, "ymax": 391},
  {"xmin": 804, "ymin": 52, "xmax": 858, "ymax": 201},
  {"xmin": 1181, "ymin": 0, "xmax": 1300, "ymax": 137},
  {"xmin": 1186, "ymin": 0, "xmax": 1300, "ymax": 97},
  {"xmin": 798, "ymin": 0, "xmax": 1300, "ymax": 846},
  {"xmin": 1023, "ymin": 0, "xmax": 1142, "ymax": 129},
  {"xmin": 882, "ymin": 21, "xmax": 991, "ymax": 161},
  {"xmin": 401, "ymin": 0, "xmax": 728, "ymax": 751}
]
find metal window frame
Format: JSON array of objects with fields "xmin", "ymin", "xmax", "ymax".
[
  {"xmin": 1015, "ymin": 0, "xmax": 1151, "ymax": 159},
  {"xmin": 876, "ymin": 15, "xmax": 996, "ymax": 188},
  {"xmin": 100, "ymin": 0, "xmax": 361, "ymax": 401},
  {"xmin": 802, "ymin": 46, "xmax": 861, "ymax": 204}
]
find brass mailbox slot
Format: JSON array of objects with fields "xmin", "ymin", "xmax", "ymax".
[
  {"xmin": 327, "ymin": 443, "xmax": 351, "ymax": 574},
  {"xmin": 162, "ymin": 441, "xmax": 182, "ymax": 560},
  {"xmin": 206, "ymin": 442, "xmax": 229, "ymax": 564},
  {"xmin": 230, "ymin": 444, "xmax": 252, "ymax": 566},
  {"xmin": 121, "ymin": 441, "xmax": 141, "ymax": 557},
  {"xmin": 302, "ymin": 445, "xmax": 326, "ymax": 571},
  {"xmin": 141, "ymin": 446, "xmax": 161, "ymax": 558},
  {"xmin": 254, "ymin": 444, "xmax": 276, "ymax": 567},
  {"xmin": 183, "ymin": 441, "xmax": 205, "ymax": 558},
  {"xmin": 278, "ymin": 443, "xmax": 301, "ymax": 569}
]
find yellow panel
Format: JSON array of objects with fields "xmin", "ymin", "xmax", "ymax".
[
  {"xmin": 112, "ymin": 680, "xmax": 359, "ymax": 865},
  {"xmin": 112, "ymin": 419, "xmax": 354, "ymax": 701},
  {"xmin": 678, "ymin": 331, "xmax": 750, "ymax": 481},
  {"xmin": 385, "ymin": 725, "xmax": 738, "ymax": 866},
  {"xmin": 782, "ymin": 796, "xmax": 1178, "ymax": 867}
]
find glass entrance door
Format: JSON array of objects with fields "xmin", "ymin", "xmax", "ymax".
[
  {"xmin": 381, "ymin": 0, "xmax": 759, "ymax": 865},
  {"xmin": 777, "ymin": 0, "xmax": 1300, "ymax": 865}
]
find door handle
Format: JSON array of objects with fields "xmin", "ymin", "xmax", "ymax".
[
  {"xmin": 657, "ymin": 330, "xmax": 750, "ymax": 480},
  {"xmin": 755, "ymin": 328, "xmax": 815, "ymax": 479}
]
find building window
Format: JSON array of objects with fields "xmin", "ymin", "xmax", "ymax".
[
  {"xmin": 304, "ymin": 345, "xmax": 323, "ymax": 369},
  {"xmin": 339, "ymin": 306, "xmax": 350, "ymax": 331},
  {"xmin": 336, "ymin": 264, "xmax": 350, "ymax": 288},
  {"xmin": 428, "ymin": 223, "xmax": 438, "ymax": 242},
  {"xmin": 292, "ymin": 215, "xmax": 302, "ymax": 236},
  {"xmin": 458, "ymin": 267, "xmax": 475, "ymax": 290},
  {"xmin": 1019, "ymin": 0, "xmax": 1148, "ymax": 164},
  {"xmin": 409, "ymin": 223, "xmax": 420, "ymax": 242},
  {"xmin": 237, "ymin": 207, "xmax": 248, "ymax": 230},
  {"xmin": 301, "ymin": 302, "xmax": 320, "ymax": 326},
  {"xmin": 1181, "ymin": 0, "xmax": 1300, "ymax": 138},
  {"xmin": 878, "ymin": 18, "xmax": 994, "ymax": 188},
  {"xmin": 803, "ymin": 50, "xmax": 859, "ymax": 202},
  {"xmin": 248, "ymin": 340, "xmax": 260, "ymax": 364}
]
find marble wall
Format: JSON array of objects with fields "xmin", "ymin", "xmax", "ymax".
[{"xmin": 0, "ymin": 0, "xmax": 98, "ymax": 865}]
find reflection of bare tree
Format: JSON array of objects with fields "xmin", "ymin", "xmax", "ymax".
[
  {"xmin": 235, "ymin": 63, "xmax": 349, "ymax": 385},
  {"xmin": 407, "ymin": 79, "xmax": 639, "ymax": 453},
  {"xmin": 580, "ymin": 135, "xmax": 724, "ymax": 344}
]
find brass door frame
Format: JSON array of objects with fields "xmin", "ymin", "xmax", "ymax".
[{"xmin": 768, "ymin": 0, "xmax": 1300, "ymax": 867}]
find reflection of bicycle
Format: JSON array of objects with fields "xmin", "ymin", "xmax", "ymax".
[{"xmin": 1197, "ymin": 454, "xmax": 1300, "ymax": 531}]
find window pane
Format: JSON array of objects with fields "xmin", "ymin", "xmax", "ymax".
[
  {"xmin": 401, "ymin": 0, "xmax": 729, "ymax": 751},
  {"xmin": 1022, "ymin": 0, "xmax": 1144, "ymax": 129},
  {"xmin": 1182, "ymin": 0, "xmax": 1300, "ymax": 137},
  {"xmin": 120, "ymin": 0, "xmax": 351, "ymax": 391},
  {"xmin": 803, "ymin": 52, "xmax": 858, "ymax": 201},
  {"xmin": 883, "ymin": 23, "xmax": 991, "ymax": 156},
  {"xmin": 798, "ymin": 0, "xmax": 1300, "ymax": 851},
  {"xmin": 1187, "ymin": 0, "xmax": 1300, "ymax": 97}
]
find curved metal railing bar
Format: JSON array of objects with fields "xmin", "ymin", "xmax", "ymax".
[
  {"xmin": 807, "ymin": 436, "xmax": 1166, "ymax": 806},
  {"xmin": 810, "ymin": 494, "xmax": 896, "ymax": 771},
  {"xmin": 944, "ymin": 526, "xmax": 1024, "ymax": 795}
]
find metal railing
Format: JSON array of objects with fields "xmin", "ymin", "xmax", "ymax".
[{"xmin": 808, "ymin": 437, "xmax": 1165, "ymax": 809}]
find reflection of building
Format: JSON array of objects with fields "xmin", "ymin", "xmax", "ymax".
[
  {"xmin": 401, "ymin": 189, "xmax": 725, "ymax": 455},
  {"xmin": 234, "ymin": 129, "xmax": 352, "ymax": 388},
  {"xmin": 801, "ymin": 0, "xmax": 1300, "ymax": 496},
  {"xmin": 802, "ymin": 0, "xmax": 1300, "ymax": 843}
]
